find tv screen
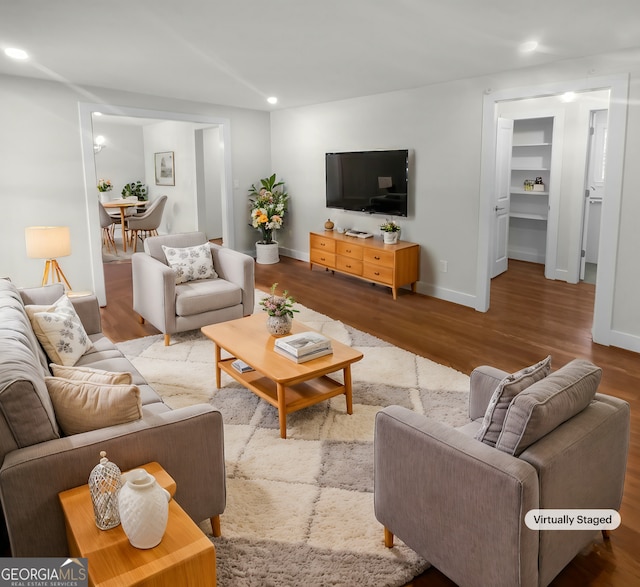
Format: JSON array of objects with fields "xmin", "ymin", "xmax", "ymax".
[{"xmin": 325, "ymin": 149, "xmax": 409, "ymax": 217}]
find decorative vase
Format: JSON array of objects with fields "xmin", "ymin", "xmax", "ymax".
[
  {"xmin": 383, "ymin": 232, "xmax": 399, "ymax": 244},
  {"xmin": 99, "ymin": 191, "xmax": 112, "ymax": 204},
  {"xmin": 324, "ymin": 218, "xmax": 334, "ymax": 230},
  {"xmin": 88, "ymin": 451, "xmax": 123, "ymax": 530},
  {"xmin": 256, "ymin": 241, "xmax": 279, "ymax": 265},
  {"xmin": 118, "ymin": 469, "xmax": 171, "ymax": 549},
  {"xmin": 266, "ymin": 314, "xmax": 292, "ymax": 335}
]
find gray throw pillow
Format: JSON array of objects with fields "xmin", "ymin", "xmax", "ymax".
[
  {"xmin": 475, "ymin": 356, "xmax": 551, "ymax": 447},
  {"xmin": 495, "ymin": 358, "xmax": 601, "ymax": 456}
]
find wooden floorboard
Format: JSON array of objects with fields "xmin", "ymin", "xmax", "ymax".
[{"xmin": 101, "ymin": 256, "xmax": 640, "ymax": 586}]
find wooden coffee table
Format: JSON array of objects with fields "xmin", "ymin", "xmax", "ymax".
[
  {"xmin": 58, "ymin": 462, "xmax": 216, "ymax": 587},
  {"xmin": 201, "ymin": 314, "xmax": 364, "ymax": 439}
]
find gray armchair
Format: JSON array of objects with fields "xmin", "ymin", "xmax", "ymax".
[
  {"xmin": 131, "ymin": 232, "xmax": 255, "ymax": 345},
  {"xmin": 374, "ymin": 359, "xmax": 630, "ymax": 587}
]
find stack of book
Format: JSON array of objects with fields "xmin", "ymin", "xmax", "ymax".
[{"xmin": 274, "ymin": 331, "xmax": 333, "ymax": 363}]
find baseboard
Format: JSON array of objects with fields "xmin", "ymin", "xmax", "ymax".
[
  {"xmin": 608, "ymin": 329, "xmax": 640, "ymax": 353},
  {"xmin": 417, "ymin": 282, "xmax": 477, "ymax": 309},
  {"xmin": 508, "ymin": 250, "xmax": 545, "ymax": 264}
]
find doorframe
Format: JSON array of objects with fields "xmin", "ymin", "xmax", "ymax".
[
  {"xmin": 477, "ymin": 74, "xmax": 629, "ymax": 346},
  {"xmin": 78, "ymin": 103, "xmax": 234, "ymax": 306}
]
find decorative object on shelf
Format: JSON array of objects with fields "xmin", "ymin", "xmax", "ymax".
[
  {"xmin": 118, "ymin": 468, "xmax": 171, "ymax": 549},
  {"xmin": 533, "ymin": 176, "xmax": 545, "ymax": 191},
  {"xmin": 260, "ymin": 282, "xmax": 298, "ymax": 335},
  {"xmin": 154, "ymin": 151, "xmax": 175, "ymax": 186},
  {"xmin": 324, "ymin": 219, "xmax": 334, "ymax": 231},
  {"xmin": 249, "ymin": 173, "xmax": 289, "ymax": 263},
  {"xmin": 121, "ymin": 180, "xmax": 148, "ymax": 201},
  {"xmin": 380, "ymin": 220, "xmax": 401, "ymax": 244},
  {"xmin": 88, "ymin": 451, "xmax": 123, "ymax": 530},
  {"xmin": 524, "ymin": 179, "xmax": 534, "ymax": 191}
]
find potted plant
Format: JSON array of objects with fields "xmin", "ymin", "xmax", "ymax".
[
  {"xmin": 249, "ymin": 173, "xmax": 289, "ymax": 264},
  {"xmin": 259, "ymin": 282, "xmax": 299, "ymax": 335},
  {"xmin": 380, "ymin": 220, "xmax": 401, "ymax": 244},
  {"xmin": 121, "ymin": 181, "xmax": 148, "ymax": 201},
  {"xmin": 97, "ymin": 179, "xmax": 113, "ymax": 203}
]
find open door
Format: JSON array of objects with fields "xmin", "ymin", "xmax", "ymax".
[{"xmin": 491, "ymin": 117, "xmax": 513, "ymax": 278}]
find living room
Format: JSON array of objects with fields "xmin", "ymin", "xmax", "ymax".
[{"xmin": 1, "ymin": 2, "xmax": 639, "ymax": 586}]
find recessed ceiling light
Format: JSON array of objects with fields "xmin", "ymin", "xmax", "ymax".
[
  {"xmin": 93, "ymin": 111, "xmax": 103, "ymax": 117},
  {"xmin": 267, "ymin": 96, "xmax": 278, "ymax": 105},
  {"xmin": 519, "ymin": 41, "xmax": 538, "ymax": 53},
  {"xmin": 4, "ymin": 47, "xmax": 29, "ymax": 60}
]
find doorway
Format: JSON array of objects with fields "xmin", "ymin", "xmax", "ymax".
[
  {"xmin": 477, "ymin": 74, "xmax": 629, "ymax": 347},
  {"xmin": 79, "ymin": 103, "xmax": 234, "ymax": 306}
]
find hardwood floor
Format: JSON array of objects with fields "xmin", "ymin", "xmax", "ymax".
[{"xmin": 101, "ymin": 257, "xmax": 640, "ymax": 586}]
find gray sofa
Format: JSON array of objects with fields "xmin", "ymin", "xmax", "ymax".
[
  {"xmin": 0, "ymin": 279, "xmax": 226, "ymax": 557},
  {"xmin": 374, "ymin": 359, "xmax": 630, "ymax": 587}
]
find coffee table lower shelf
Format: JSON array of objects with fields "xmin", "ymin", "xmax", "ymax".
[{"xmin": 219, "ymin": 358, "xmax": 352, "ymax": 437}]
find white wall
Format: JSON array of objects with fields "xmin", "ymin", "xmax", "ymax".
[
  {"xmin": 270, "ymin": 47, "xmax": 640, "ymax": 350},
  {"xmin": 92, "ymin": 120, "xmax": 146, "ymax": 199},
  {"xmin": 0, "ymin": 73, "xmax": 271, "ymax": 294}
]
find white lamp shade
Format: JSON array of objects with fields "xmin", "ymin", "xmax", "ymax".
[{"xmin": 25, "ymin": 226, "xmax": 71, "ymax": 259}]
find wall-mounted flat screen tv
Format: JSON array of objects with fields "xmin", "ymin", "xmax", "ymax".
[{"xmin": 325, "ymin": 149, "xmax": 409, "ymax": 217}]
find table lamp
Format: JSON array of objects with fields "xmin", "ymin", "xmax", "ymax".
[{"xmin": 25, "ymin": 226, "xmax": 72, "ymax": 289}]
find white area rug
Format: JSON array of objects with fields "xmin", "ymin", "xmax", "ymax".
[{"xmin": 117, "ymin": 295, "xmax": 471, "ymax": 586}]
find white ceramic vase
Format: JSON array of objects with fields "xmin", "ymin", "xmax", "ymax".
[
  {"xmin": 118, "ymin": 469, "xmax": 171, "ymax": 549},
  {"xmin": 255, "ymin": 241, "xmax": 279, "ymax": 264},
  {"xmin": 383, "ymin": 232, "xmax": 399, "ymax": 244}
]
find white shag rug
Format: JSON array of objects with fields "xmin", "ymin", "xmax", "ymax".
[{"xmin": 116, "ymin": 295, "xmax": 471, "ymax": 587}]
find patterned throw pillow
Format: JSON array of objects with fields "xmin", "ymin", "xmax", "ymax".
[
  {"xmin": 474, "ymin": 356, "xmax": 551, "ymax": 447},
  {"xmin": 161, "ymin": 243, "xmax": 218, "ymax": 284},
  {"xmin": 25, "ymin": 295, "xmax": 93, "ymax": 367}
]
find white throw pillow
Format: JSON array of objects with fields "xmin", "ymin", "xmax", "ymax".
[
  {"xmin": 45, "ymin": 377, "xmax": 142, "ymax": 435},
  {"xmin": 161, "ymin": 243, "xmax": 218, "ymax": 284},
  {"xmin": 26, "ymin": 295, "xmax": 93, "ymax": 366},
  {"xmin": 50, "ymin": 364, "xmax": 133, "ymax": 385}
]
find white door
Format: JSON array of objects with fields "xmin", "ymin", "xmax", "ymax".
[
  {"xmin": 491, "ymin": 117, "xmax": 514, "ymax": 278},
  {"xmin": 580, "ymin": 109, "xmax": 608, "ymax": 280}
]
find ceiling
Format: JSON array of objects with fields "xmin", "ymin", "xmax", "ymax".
[{"xmin": 1, "ymin": 0, "xmax": 639, "ymax": 111}]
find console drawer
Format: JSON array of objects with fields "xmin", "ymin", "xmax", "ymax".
[
  {"xmin": 310, "ymin": 234, "xmax": 336, "ymax": 253},
  {"xmin": 336, "ymin": 241, "xmax": 363, "ymax": 260},
  {"xmin": 363, "ymin": 263, "xmax": 393, "ymax": 285},
  {"xmin": 336, "ymin": 256, "xmax": 363, "ymax": 275},
  {"xmin": 310, "ymin": 249, "xmax": 336, "ymax": 267},
  {"xmin": 363, "ymin": 248, "xmax": 394, "ymax": 267}
]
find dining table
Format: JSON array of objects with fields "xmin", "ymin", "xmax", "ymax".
[{"xmin": 102, "ymin": 199, "xmax": 146, "ymax": 252}]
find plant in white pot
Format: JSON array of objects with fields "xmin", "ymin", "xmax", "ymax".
[
  {"xmin": 249, "ymin": 174, "xmax": 289, "ymax": 264},
  {"xmin": 380, "ymin": 220, "xmax": 401, "ymax": 244}
]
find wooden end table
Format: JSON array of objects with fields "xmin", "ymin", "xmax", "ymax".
[
  {"xmin": 58, "ymin": 462, "xmax": 216, "ymax": 587},
  {"xmin": 201, "ymin": 313, "xmax": 364, "ymax": 439}
]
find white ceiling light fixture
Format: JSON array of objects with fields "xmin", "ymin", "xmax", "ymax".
[
  {"xmin": 4, "ymin": 47, "xmax": 29, "ymax": 60},
  {"xmin": 93, "ymin": 135, "xmax": 106, "ymax": 153},
  {"xmin": 267, "ymin": 96, "xmax": 278, "ymax": 105},
  {"xmin": 518, "ymin": 40, "xmax": 538, "ymax": 54},
  {"xmin": 560, "ymin": 91, "xmax": 577, "ymax": 103}
]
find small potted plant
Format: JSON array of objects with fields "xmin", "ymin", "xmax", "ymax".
[
  {"xmin": 260, "ymin": 283, "xmax": 299, "ymax": 335},
  {"xmin": 380, "ymin": 220, "xmax": 401, "ymax": 244},
  {"xmin": 121, "ymin": 180, "xmax": 148, "ymax": 201},
  {"xmin": 97, "ymin": 179, "xmax": 113, "ymax": 203}
]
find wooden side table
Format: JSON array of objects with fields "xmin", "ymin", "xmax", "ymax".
[{"xmin": 59, "ymin": 462, "xmax": 216, "ymax": 587}]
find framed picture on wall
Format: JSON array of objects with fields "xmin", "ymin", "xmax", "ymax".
[{"xmin": 154, "ymin": 151, "xmax": 175, "ymax": 186}]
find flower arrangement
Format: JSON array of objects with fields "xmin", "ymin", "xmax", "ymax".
[
  {"xmin": 97, "ymin": 179, "xmax": 113, "ymax": 192},
  {"xmin": 249, "ymin": 174, "xmax": 289, "ymax": 244},
  {"xmin": 380, "ymin": 220, "xmax": 401, "ymax": 232},
  {"xmin": 259, "ymin": 283, "xmax": 299, "ymax": 319}
]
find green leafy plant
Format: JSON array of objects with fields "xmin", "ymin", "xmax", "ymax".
[
  {"xmin": 249, "ymin": 174, "xmax": 289, "ymax": 244},
  {"xmin": 259, "ymin": 283, "xmax": 299, "ymax": 319},
  {"xmin": 380, "ymin": 220, "xmax": 401, "ymax": 232},
  {"xmin": 121, "ymin": 181, "xmax": 148, "ymax": 201}
]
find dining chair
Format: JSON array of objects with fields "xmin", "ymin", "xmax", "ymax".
[
  {"xmin": 126, "ymin": 195, "xmax": 168, "ymax": 252},
  {"xmin": 98, "ymin": 202, "xmax": 117, "ymax": 255}
]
